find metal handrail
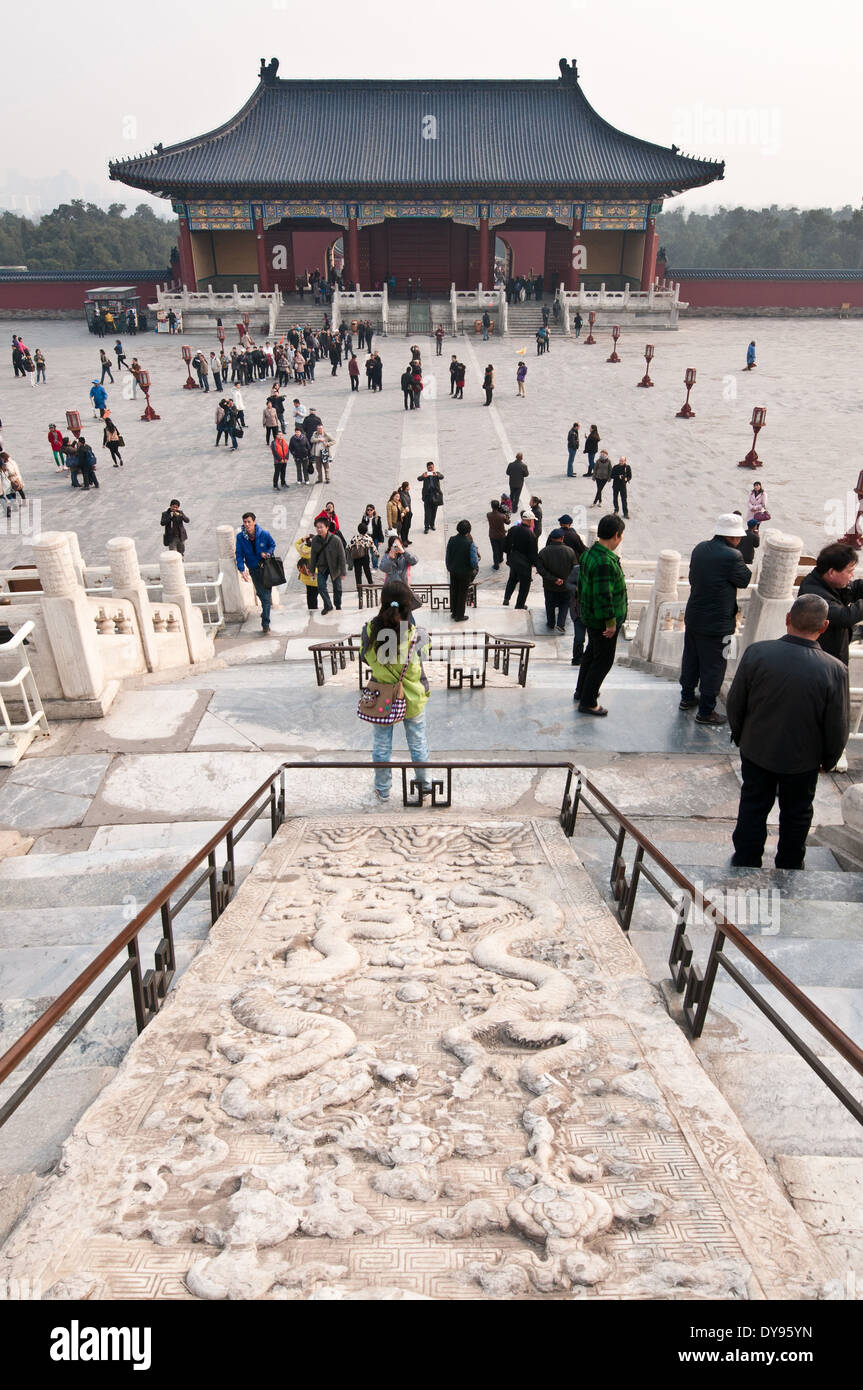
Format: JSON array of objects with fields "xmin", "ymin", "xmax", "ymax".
[
  {"xmin": 568, "ymin": 771, "xmax": 863, "ymax": 1123},
  {"xmin": 0, "ymin": 760, "xmax": 860, "ymax": 1132},
  {"xmin": 308, "ymin": 632, "xmax": 535, "ymax": 689}
]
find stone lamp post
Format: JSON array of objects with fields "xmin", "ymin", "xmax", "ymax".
[
  {"xmin": 181, "ymin": 345, "xmax": 199, "ymax": 391},
  {"xmin": 676, "ymin": 367, "xmax": 696, "ymax": 418},
  {"xmin": 138, "ymin": 369, "xmax": 160, "ymax": 422},
  {"xmin": 738, "ymin": 406, "xmax": 766, "ymax": 469},
  {"xmin": 65, "ymin": 409, "xmax": 82, "ymax": 440},
  {"xmin": 606, "ymin": 324, "xmax": 621, "ymax": 363},
  {"xmin": 584, "ymin": 311, "xmax": 596, "ymax": 344},
  {"xmin": 637, "ymin": 343, "xmax": 655, "ymax": 387}
]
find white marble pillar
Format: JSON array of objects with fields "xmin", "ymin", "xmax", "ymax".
[
  {"xmin": 59, "ymin": 532, "xmax": 86, "ymax": 588},
  {"xmin": 633, "ymin": 549, "xmax": 681, "ymax": 660},
  {"xmin": 33, "ymin": 532, "xmax": 106, "ymax": 702},
  {"xmin": 159, "ymin": 550, "xmax": 214, "ymax": 664},
  {"xmin": 735, "ymin": 531, "xmax": 802, "ymax": 657},
  {"xmin": 107, "ymin": 536, "xmax": 158, "ymax": 672},
  {"xmin": 217, "ymin": 524, "xmax": 255, "ymax": 619}
]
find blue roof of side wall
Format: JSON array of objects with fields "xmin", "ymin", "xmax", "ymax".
[
  {"xmin": 666, "ymin": 268, "xmax": 863, "ymax": 280},
  {"xmin": 108, "ymin": 68, "xmax": 724, "ymax": 198},
  {"xmin": 0, "ymin": 270, "xmax": 168, "ymax": 282}
]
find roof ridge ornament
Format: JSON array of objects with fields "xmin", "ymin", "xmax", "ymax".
[
  {"xmin": 558, "ymin": 57, "xmax": 578, "ymax": 83},
  {"xmin": 259, "ymin": 57, "xmax": 279, "ymax": 84}
]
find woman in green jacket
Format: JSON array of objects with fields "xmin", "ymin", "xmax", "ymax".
[{"xmin": 360, "ymin": 584, "xmax": 432, "ymax": 803}]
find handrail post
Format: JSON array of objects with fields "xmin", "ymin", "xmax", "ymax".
[
  {"xmin": 127, "ymin": 937, "xmax": 147, "ymax": 1034},
  {"xmin": 610, "ymin": 824, "xmax": 627, "ymax": 893},
  {"xmin": 619, "ymin": 843, "xmax": 644, "ymax": 932},
  {"xmin": 224, "ymin": 828, "xmax": 236, "ymax": 890},
  {"xmin": 207, "ymin": 849, "xmax": 219, "ymax": 925},
  {"xmin": 690, "ymin": 928, "xmax": 725, "ymax": 1038}
]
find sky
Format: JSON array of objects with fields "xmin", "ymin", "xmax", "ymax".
[{"xmin": 2, "ymin": 0, "xmax": 860, "ymax": 219}]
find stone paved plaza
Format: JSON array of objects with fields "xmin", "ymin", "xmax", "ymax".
[
  {"xmin": 1, "ymin": 312, "xmax": 862, "ymax": 1297},
  {"xmin": 2, "ymin": 316, "xmax": 862, "ymax": 575}
]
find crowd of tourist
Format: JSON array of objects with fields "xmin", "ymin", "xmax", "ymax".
[{"xmin": 5, "ymin": 321, "xmax": 861, "ymax": 848}]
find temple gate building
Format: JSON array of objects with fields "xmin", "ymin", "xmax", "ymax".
[{"xmin": 110, "ymin": 57, "xmax": 724, "ymax": 297}]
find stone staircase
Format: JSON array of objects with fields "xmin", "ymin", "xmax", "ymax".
[
  {"xmin": 0, "ymin": 813, "xmax": 840, "ymax": 1300},
  {"xmin": 0, "ymin": 604, "xmax": 860, "ymax": 1282},
  {"xmin": 274, "ymin": 298, "xmax": 329, "ymax": 334},
  {"xmin": 506, "ymin": 299, "xmax": 552, "ymax": 336},
  {"xmin": 0, "ymin": 820, "xmax": 271, "ymax": 1176},
  {"xmin": 573, "ymin": 812, "xmax": 863, "ymax": 1277}
]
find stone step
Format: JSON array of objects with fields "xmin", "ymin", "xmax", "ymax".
[
  {"xmin": 631, "ymin": 926, "xmax": 863, "ymax": 993},
  {"xmin": 0, "ymin": 814, "xmax": 835, "ymax": 1295},
  {"xmin": 638, "ymin": 840, "xmax": 840, "ymax": 872},
  {"xmin": 0, "ymin": 841, "xmax": 262, "ymax": 909},
  {"xmin": 0, "ymin": 1066, "xmax": 118, "ymax": 1175},
  {"xmin": 619, "ymin": 894, "xmax": 863, "ymax": 943}
]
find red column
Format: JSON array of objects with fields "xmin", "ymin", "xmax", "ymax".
[
  {"xmin": 478, "ymin": 212, "xmax": 490, "ymax": 289},
  {"xmin": 346, "ymin": 214, "xmax": 360, "ymax": 287},
  {"xmin": 640, "ymin": 216, "xmax": 658, "ymax": 291},
  {"xmin": 254, "ymin": 213, "xmax": 272, "ymax": 292},
  {"xmin": 566, "ymin": 214, "xmax": 583, "ymax": 291},
  {"xmin": 177, "ymin": 214, "xmax": 196, "ymax": 290}
]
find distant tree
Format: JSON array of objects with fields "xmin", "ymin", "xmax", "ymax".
[
  {"xmin": 658, "ymin": 205, "xmax": 863, "ymax": 269},
  {"xmin": 0, "ymin": 201, "xmax": 175, "ymax": 270}
]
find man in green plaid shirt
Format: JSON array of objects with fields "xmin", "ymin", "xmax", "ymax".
[{"xmin": 575, "ymin": 514, "xmax": 627, "ymax": 716}]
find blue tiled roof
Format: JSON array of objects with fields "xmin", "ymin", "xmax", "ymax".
[
  {"xmin": 0, "ymin": 269, "xmax": 168, "ymax": 282},
  {"xmin": 667, "ymin": 268, "xmax": 863, "ymax": 280},
  {"xmin": 109, "ymin": 69, "xmax": 723, "ymax": 197}
]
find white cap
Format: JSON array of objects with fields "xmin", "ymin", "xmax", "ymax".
[
  {"xmin": 521, "ymin": 510, "xmax": 536, "ymax": 522},
  {"xmin": 715, "ymin": 512, "xmax": 747, "ymax": 538}
]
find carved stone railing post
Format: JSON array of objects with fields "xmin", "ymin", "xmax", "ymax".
[
  {"xmin": 59, "ymin": 531, "xmax": 86, "ymax": 588},
  {"xmin": 735, "ymin": 531, "xmax": 802, "ymax": 658},
  {"xmin": 159, "ymin": 550, "xmax": 214, "ymax": 664},
  {"xmin": 33, "ymin": 531, "xmax": 108, "ymax": 705},
  {"xmin": 216, "ymin": 525, "xmax": 256, "ymax": 619},
  {"xmin": 107, "ymin": 536, "xmax": 158, "ymax": 672},
  {"xmin": 633, "ymin": 549, "xmax": 681, "ymax": 660}
]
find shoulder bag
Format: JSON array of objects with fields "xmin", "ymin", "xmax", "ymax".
[
  {"xmin": 257, "ymin": 555, "xmax": 286, "ymax": 588},
  {"xmin": 358, "ymin": 634, "xmax": 416, "ymax": 725}
]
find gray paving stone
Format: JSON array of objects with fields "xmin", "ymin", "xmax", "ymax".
[
  {"xmin": 0, "ymin": 784, "xmax": 92, "ymax": 832},
  {"xmin": 7, "ymin": 754, "xmax": 111, "ymax": 797}
]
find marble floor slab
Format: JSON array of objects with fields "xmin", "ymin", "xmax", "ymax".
[{"xmin": 0, "ymin": 818, "xmax": 829, "ymax": 1299}]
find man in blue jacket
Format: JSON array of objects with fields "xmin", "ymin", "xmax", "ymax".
[
  {"xmin": 89, "ymin": 380, "xmax": 108, "ymax": 417},
  {"xmin": 235, "ymin": 511, "xmax": 277, "ymax": 633}
]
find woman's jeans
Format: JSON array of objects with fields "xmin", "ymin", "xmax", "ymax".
[{"xmin": 372, "ymin": 711, "xmax": 431, "ymax": 797}]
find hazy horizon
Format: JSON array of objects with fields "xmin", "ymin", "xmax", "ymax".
[{"xmin": 4, "ymin": 0, "xmax": 859, "ymax": 218}]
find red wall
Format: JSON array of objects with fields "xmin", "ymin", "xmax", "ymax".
[
  {"xmin": 291, "ymin": 230, "xmax": 340, "ymax": 283},
  {"xmin": 668, "ymin": 275, "xmax": 863, "ymax": 310},
  {"xmin": 499, "ymin": 229, "xmax": 546, "ymax": 278},
  {"xmin": 0, "ymin": 277, "xmax": 163, "ymax": 313}
]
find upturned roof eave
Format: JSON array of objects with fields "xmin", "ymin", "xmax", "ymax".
[{"xmin": 110, "ymin": 172, "xmax": 723, "ymax": 204}]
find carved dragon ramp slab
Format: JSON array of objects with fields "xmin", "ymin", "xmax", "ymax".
[{"xmin": 1, "ymin": 819, "xmax": 829, "ymax": 1300}]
